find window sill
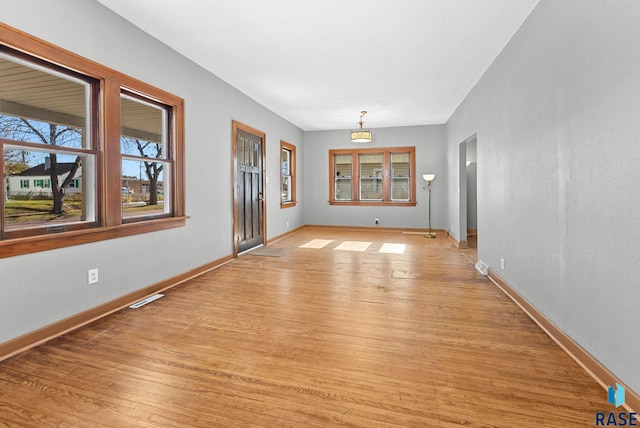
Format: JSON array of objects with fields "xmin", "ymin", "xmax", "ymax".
[
  {"xmin": 0, "ymin": 216, "xmax": 188, "ymax": 259},
  {"xmin": 280, "ymin": 201, "xmax": 297, "ymax": 209}
]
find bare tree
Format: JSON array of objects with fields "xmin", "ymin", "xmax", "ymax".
[
  {"xmin": 122, "ymin": 137, "xmax": 163, "ymax": 206},
  {"xmin": 0, "ymin": 115, "xmax": 82, "ymax": 214}
]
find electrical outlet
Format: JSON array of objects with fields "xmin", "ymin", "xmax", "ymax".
[
  {"xmin": 286, "ymin": 221, "xmax": 290, "ymax": 228},
  {"xmin": 500, "ymin": 257, "xmax": 505, "ymax": 270},
  {"xmin": 88, "ymin": 268, "xmax": 99, "ymax": 285},
  {"xmin": 375, "ymin": 218, "xmax": 379, "ymax": 225}
]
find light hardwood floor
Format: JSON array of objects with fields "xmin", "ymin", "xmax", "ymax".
[{"xmin": 0, "ymin": 227, "xmax": 607, "ymax": 427}]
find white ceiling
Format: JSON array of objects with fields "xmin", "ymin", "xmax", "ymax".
[{"xmin": 96, "ymin": 0, "xmax": 539, "ymax": 131}]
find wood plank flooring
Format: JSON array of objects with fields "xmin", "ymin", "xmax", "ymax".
[{"xmin": 0, "ymin": 227, "xmax": 607, "ymax": 427}]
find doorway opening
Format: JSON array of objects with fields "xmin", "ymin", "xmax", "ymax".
[{"xmin": 458, "ymin": 134, "xmax": 478, "ymax": 255}]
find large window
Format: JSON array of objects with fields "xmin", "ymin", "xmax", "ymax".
[
  {"xmin": 1, "ymin": 48, "xmax": 98, "ymax": 238},
  {"xmin": 1, "ymin": 24, "xmax": 185, "ymax": 257},
  {"xmin": 280, "ymin": 140, "xmax": 296, "ymax": 208},
  {"xmin": 329, "ymin": 147, "xmax": 416, "ymax": 206}
]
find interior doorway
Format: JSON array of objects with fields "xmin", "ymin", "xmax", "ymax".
[
  {"xmin": 458, "ymin": 134, "xmax": 478, "ymax": 252},
  {"xmin": 232, "ymin": 121, "xmax": 266, "ymax": 256},
  {"xmin": 466, "ymin": 138, "xmax": 478, "ymax": 249}
]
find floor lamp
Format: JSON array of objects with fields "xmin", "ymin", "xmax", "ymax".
[{"xmin": 423, "ymin": 174, "xmax": 436, "ymax": 238}]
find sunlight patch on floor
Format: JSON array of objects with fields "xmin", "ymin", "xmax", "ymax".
[
  {"xmin": 379, "ymin": 243, "xmax": 406, "ymax": 254},
  {"xmin": 299, "ymin": 239, "xmax": 333, "ymax": 249},
  {"xmin": 300, "ymin": 239, "xmax": 404, "ymax": 254},
  {"xmin": 334, "ymin": 241, "xmax": 371, "ymax": 252}
]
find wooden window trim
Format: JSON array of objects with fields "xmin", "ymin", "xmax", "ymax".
[
  {"xmin": 280, "ymin": 140, "xmax": 296, "ymax": 208},
  {"xmin": 0, "ymin": 23, "xmax": 185, "ymax": 258},
  {"xmin": 329, "ymin": 146, "xmax": 416, "ymax": 206}
]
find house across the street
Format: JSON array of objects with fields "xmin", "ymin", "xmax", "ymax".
[{"xmin": 6, "ymin": 162, "xmax": 82, "ymax": 197}]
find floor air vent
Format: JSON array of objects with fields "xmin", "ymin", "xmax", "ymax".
[
  {"xmin": 475, "ymin": 260, "xmax": 489, "ymax": 276},
  {"xmin": 129, "ymin": 294, "xmax": 164, "ymax": 309}
]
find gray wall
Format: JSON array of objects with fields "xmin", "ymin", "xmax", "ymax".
[
  {"xmin": 0, "ymin": 0, "xmax": 304, "ymax": 343},
  {"xmin": 446, "ymin": 0, "xmax": 640, "ymax": 394},
  {"xmin": 304, "ymin": 125, "xmax": 446, "ymax": 229}
]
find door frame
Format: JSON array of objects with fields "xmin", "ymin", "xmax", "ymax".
[{"xmin": 232, "ymin": 120, "xmax": 267, "ymax": 257}]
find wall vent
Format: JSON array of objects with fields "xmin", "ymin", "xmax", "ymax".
[
  {"xmin": 129, "ymin": 293, "xmax": 164, "ymax": 309},
  {"xmin": 475, "ymin": 260, "xmax": 489, "ymax": 276}
]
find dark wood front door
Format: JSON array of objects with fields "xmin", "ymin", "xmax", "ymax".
[{"xmin": 233, "ymin": 121, "xmax": 265, "ymax": 255}]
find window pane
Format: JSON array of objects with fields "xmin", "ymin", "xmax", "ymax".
[
  {"xmin": 335, "ymin": 178, "xmax": 351, "ymax": 200},
  {"xmin": 334, "ymin": 154, "xmax": 352, "ymax": 200},
  {"xmin": 4, "ymin": 146, "xmax": 95, "ymax": 229},
  {"xmin": 280, "ymin": 147, "xmax": 287, "ymax": 170},
  {"xmin": 121, "ymin": 93, "xmax": 171, "ymax": 220},
  {"xmin": 244, "ymin": 138, "xmax": 252, "ymax": 166},
  {"xmin": 238, "ymin": 137, "xmax": 245, "ymax": 165},
  {"xmin": 282, "ymin": 176, "xmax": 291, "ymax": 202},
  {"xmin": 121, "ymin": 159, "xmax": 169, "ymax": 218},
  {"xmin": 120, "ymin": 96, "xmax": 165, "ymax": 158},
  {"xmin": 391, "ymin": 152, "xmax": 410, "ymax": 201},
  {"xmin": 359, "ymin": 153, "xmax": 383, "ymax": 200},
  {"xmin": 121, "ymin": 137, "xmax": 164, "ymax": 158},
  {"xmin": 281, "ymin": 149, "xmax": 290, "ymax": 175},
  {"xmin": 281, "ymin": 148, "xmax": 291, "ymax": 202},
  {"xmin": 253, "ymin": 142, "xmax": 259, "ymax": 167},
  {"xmin": 0, "ymin": 55, "xmax": 89, "ymax": 149},
  {"xmin": 391, "ymin": 153, "xmax": 410, "ymax": 172},
  {"xmin": 392, "ymin": 177, "xmax": 410, "ymax": 201}
]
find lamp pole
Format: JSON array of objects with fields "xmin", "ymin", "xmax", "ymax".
[
  {"xmin": 422, "ymin": 174, "xmax": 436, "ymax": 238},
  {"xmin": 426, "ymin": 182, "xmax": 435, "ymax": 238}
]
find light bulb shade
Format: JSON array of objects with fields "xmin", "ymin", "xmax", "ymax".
[
  {"xmin": 423, "ymin": 173, "xmax": 435, "ymax": 182},
  {"xmin": 350, "ymin": 130, "xmax": 373, "ymax": 143}
]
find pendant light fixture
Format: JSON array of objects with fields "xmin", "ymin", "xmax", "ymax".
[{"xmin": 350, "ymin": 110, "xmax": 373, "ymax": 143}]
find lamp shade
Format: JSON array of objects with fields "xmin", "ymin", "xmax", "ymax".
[
  {"xmin": 422, "ymin": 174, "xmax": 435, "ymax": 182},
  {"xmin": 350, "ymin": 130, "xmax": 373, "ymax": 143}
]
